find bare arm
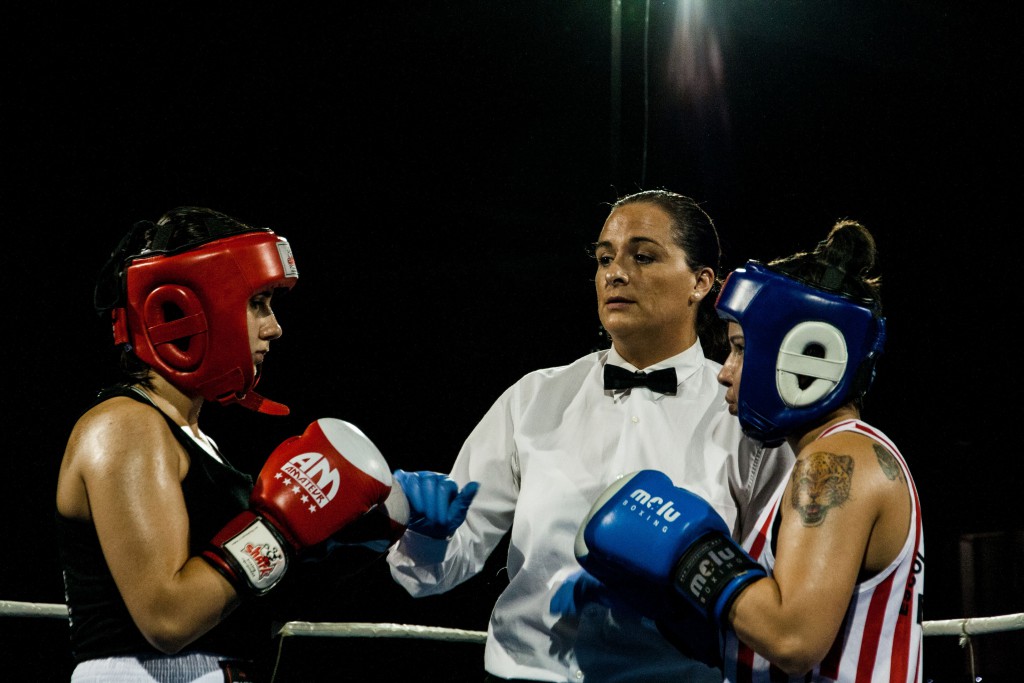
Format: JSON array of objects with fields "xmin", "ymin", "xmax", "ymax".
[
  {"xmin": 726, "ymin": 431, "xmax": 910, "ymax": 674},
  {"xmin": 58, "ymin": 398, "xmax": 240, "ymax": 653}
]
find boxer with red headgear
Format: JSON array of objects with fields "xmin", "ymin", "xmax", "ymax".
[
  {"xmin": 98, "ymin": 213, "xmax": 299, "ymax": 414},
  {"xmin": 57, "ymin": 207, "xmax": 407, "ymax": 681}
]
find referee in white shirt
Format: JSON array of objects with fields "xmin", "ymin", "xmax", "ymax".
[{"xmin": 387, "ymin": 190, "xmax": 795, "ymax": 682}]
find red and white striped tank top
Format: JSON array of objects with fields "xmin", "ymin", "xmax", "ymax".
[{"xmin": 722, "ymin": 419, "xmax": 924, "ymax": 682}]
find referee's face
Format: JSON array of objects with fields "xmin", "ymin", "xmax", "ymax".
[{"xmin": 594, "ymin": 202, "xmax": 700, "ymax": 366}]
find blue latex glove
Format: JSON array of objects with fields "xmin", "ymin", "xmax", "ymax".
[
  {"xmin": 549, "ymin": 568, "xmax": 640, "ymax": 620},
  {"xmin": 551, "ymin": 569, "xmax": 723, "ymax": 668},
  {"xmin": 392, "ymin": 470, "xmax": 479, "ymax": 539}
]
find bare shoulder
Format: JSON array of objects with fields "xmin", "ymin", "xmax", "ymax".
[
  {"xmin": 804, "ymin": 430, "xmax": 905, "ymax": 503},
  {"xmin": 820, "ymin": 430, "xmax": 904, "ymax": 482},
  {"xmin": 59, "ymin": 396, "xmax": 180, "ymax": 519},
  {"xmin": 65, "ymin": 397, "xmax": 174, "ymax": 474},
  {"xmin": 813, "ymin": 429, "xmax": 912, "ymax": 570},
  {"xmin": 786, "ymin": 429, "xmax": 901, "ymax": 525}
]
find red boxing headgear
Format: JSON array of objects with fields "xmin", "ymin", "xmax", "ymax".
[{"xmin": 108, "ymin": 229, "xmax": 299, "ymax": 415}]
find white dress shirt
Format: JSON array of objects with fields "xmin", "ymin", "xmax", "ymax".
[{"xmin": 388, "ymin": 342, "xmax": 794, "ymax": 682}]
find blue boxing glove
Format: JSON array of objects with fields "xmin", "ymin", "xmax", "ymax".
[
  {"xmin": 392, "ymin": 470, "xmax": 480, "ymax": 540},
  {"xmin": 577, "ymin": 470, "xmax": 766, "ymax": 628}
]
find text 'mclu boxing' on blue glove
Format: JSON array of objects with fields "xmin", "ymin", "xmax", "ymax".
[{"xmin": 392, "ymin": 470, "xmax": 480, "ymax": 540}]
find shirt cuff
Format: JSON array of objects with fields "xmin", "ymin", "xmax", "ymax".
[{"xmin": 397, "ymin": 529, "xmax": 451, "ymax": 564}]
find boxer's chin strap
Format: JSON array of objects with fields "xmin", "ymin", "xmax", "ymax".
[
  {"xmin": 224, "ymin": 364, "xmax": 289, "ymax": 415},
  {"xmin": 233, "ymin": 390, "xmax": 290, "ymax": 416}
]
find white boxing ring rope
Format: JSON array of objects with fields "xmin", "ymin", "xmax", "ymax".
[
  {"xmin": 3, "ymin": 599, "xmax": 1021, "ymax": 639},
  {"xmin": 3, "ymin": 599, "xmax": 1022, "ymax": 679},
  {"xmin": 0, "ymin": 600, "xmax": 490, "ymax": 642},
  {"xmin": 0, "ymin": 600, "xmax": 69, "ymax": 619},
  {"xmin": 921, "ymin": 612, "xmax": 1024, "ymax": 637},
  {"xmin": 275, "ymin": 620, "xmax": 486, "ymax": 643}
]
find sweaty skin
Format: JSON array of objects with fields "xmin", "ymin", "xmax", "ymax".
[{"xmin": 56, "ymin": 291, "xmax": 283, "ymax": 653}]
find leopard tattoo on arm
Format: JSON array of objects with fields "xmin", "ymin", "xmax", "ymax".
[{"xmin": 790, "ymin": 451, "xmax": 854, "ymax": 526}]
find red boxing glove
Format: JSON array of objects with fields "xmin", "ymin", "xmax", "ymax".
[{"xmin": 203, "ymin": 418, "xmax": 393, "ymax": 595}]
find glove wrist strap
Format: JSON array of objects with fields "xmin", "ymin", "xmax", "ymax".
[
  {"xmin": 671, "ymin": 532, "xmax": 766, "ymax": 625},
  {"xmin": 206, "ymin": 511, "xmax": 291, "ymax": 596}
]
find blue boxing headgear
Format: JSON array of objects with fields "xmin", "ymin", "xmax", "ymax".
[{"xmin": 715, "ymin": 261, "xmax": 886, "ymax": 446}]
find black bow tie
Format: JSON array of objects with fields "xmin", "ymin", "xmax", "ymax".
[{"xmin": 603, "ymin": 365, "xmax": 678, "ymax": 395}]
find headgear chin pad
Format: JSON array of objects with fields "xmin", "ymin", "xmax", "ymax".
[
  {"xmin": 109, "ymin": 229, "xmax": 298, "ymax": 414},
  {"xmin": 715, "ymin": 261, "xmax": 885, "ymax": 446}
]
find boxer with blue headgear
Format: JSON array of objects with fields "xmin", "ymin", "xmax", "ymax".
[
  {"xmin": 569, "ymin": 218, "xmax": 924, "ymax": 682},
  {"xmin": 714, "ymin": 259, "xmax": 886, "ymax": 446}
]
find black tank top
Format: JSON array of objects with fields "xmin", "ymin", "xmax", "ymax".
[{"xmin": 55, "ymin": 385, "xmax": 276, "ymax": 664}]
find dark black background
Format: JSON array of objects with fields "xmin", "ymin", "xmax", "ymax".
[{"xmin": 5, "ymin": 2, "xmax": 1022, "ymax": 680}]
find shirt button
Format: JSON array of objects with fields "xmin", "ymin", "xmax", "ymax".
[
  {"xmin": 575, "ymin": 671, "xmax": 584, "ymax": 680},
  {"xmin": 631, "ymin": 416, "xmax": 639, "ymax": 424}
]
